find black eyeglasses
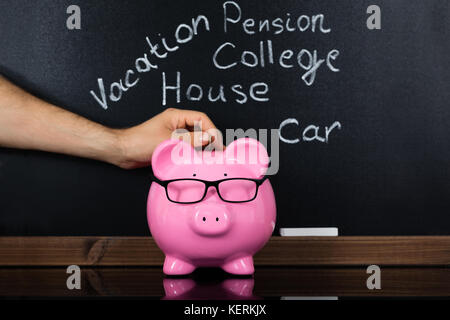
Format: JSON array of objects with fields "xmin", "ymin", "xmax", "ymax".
[{"xmin": 151, "ymin": 174, "xmax": 268, "ymax": 204}]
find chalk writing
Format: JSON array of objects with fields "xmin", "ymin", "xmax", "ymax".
[
  {"xmin": 90, "ymin": 1, "xmax": 343, "ymax": 146},
  {"xmin": 90, "ymin": 15, "xmax": 210, "ymax": 110},
  {"xmin": 162, "ymin": 72, "xmax": 269, "ymax": 106}
]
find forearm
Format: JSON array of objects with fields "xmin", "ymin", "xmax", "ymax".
[{"xmin": 0, "ymin": 75, "xmax": 123, "ymax": 165}]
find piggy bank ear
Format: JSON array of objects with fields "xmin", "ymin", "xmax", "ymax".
[
  {"xmin": 151, "ymin": 139, "xmax": 197, "ymax": 179},
  {"xmin": 225, "ymin": 138, "xmax": 269, "ymax": 177}
]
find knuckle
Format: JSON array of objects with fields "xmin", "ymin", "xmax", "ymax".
[{"xmin": 164, "ymin": 107, "xmax": 177, "ymax": 113}]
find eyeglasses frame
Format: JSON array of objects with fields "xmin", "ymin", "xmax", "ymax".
[{"xmin": 151, "ymin": 174, "xmax": 268, "ymax": 204}]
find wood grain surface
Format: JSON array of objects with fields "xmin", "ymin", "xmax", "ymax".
[{"xmin": 0, "ymin": 236, "xmax": 449, "ymax": 266}]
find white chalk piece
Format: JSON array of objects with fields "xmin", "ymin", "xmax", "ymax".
[
  {"xmin": 281, "ymin": 296, "xmax": 338, "ymax": 300},
  {"xmin": 279, "ymin": 227, "xmax": 338, "ymax": 236}
]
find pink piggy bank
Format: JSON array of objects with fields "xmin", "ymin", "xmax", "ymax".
[{"xmin": 147, "ymin": 137, "xmax": 276, "ymax": 275}]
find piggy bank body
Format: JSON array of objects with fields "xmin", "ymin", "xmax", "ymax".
[{"xmin": 147, "ymin": 138, "xmax": 276, "ymax": 275}]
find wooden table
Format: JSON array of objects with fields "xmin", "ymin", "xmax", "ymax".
[
  {"xmin": 1, "ymin": 236, "xmax": 450, "ymax": 266},
  {"xmin": 1, "ymin": 236, "xmax": 449, "ymax": 298}
]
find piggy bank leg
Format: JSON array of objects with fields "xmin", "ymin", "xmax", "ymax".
[
  {"xmin": 222, "ymin": 256, "xmax": 254, "ymax": 275},
  {"xmin": 163, "ymin": 255, "xmax": 196, "ymax": 275}
]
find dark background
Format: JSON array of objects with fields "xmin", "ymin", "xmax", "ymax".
[{"xmin": 0, "ymin": 0, "xmax": 449, "ymax": 235}]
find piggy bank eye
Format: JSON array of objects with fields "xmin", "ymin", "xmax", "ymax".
[
  {"xmin": 192, "ymin": 173, "xmax": 196, "ymax": 177},
  {"xmin": 224, "ymin": 173, "xmax": 227, "ymax": 176}
]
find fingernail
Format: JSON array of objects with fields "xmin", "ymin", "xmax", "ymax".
[{"xmin": 202, "ymin": 132, "xmax": 209, "ymax": 142}]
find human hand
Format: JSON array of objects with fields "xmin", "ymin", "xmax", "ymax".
[
  {"xmin": 0, "ymin": 76, "xmax": 221, "ymax": 169},
  {"xmin": 113, "ymin": 108, "xmax": 221, "ymax": 169}
]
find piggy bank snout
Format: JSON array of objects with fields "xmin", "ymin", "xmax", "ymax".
[{"xmin": 191, "ymin": 205, "xmax": 231, "ymax": 236}]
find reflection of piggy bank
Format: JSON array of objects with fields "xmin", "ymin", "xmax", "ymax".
[
  {"xmin": 147, "ymin": 138, "xmax": 276, "ymax": 275},
  {"xmin": 162, "ymin": 278, "xmax": 258, "ymax": 300}
]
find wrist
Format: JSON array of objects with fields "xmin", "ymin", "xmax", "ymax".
[{"xmin": 110, "ymin": 128, "xmax": 138, "ymax": 169}]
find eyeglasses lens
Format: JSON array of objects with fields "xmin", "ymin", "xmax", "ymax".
[
  {"xmin": 167, "ymin": 180, "xmax": 206, "ymax": 203},
  {"xmin": 218, "ymin": 179, "xmax": 258, "ymax": 202}
]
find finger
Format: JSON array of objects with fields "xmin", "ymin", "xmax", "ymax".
[
  {"xmin": 181, "ymin": 110, "xmax": 225, "ymax": 149},
  {"xmin": 176, "ymin": 130, "xmax": 224, "ymax": 151},
  {"xmin": 165, "ymin": 108, "xmax": 223, "ymax": 149},
  {"xmin": 176, "ymin": 109, "xmax": 218, "ymax": 132},
  {"xmin": 188, "ymin": 131, "xmax": 211, "ymax": 148},
  {"xmin": 206, "ymin": 127, "xmax": 224, "ymax": 150}
]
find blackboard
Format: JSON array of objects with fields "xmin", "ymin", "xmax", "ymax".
[{"xmin": 0, "ymin": 0, "xmax": 449, "ymax": 235}]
